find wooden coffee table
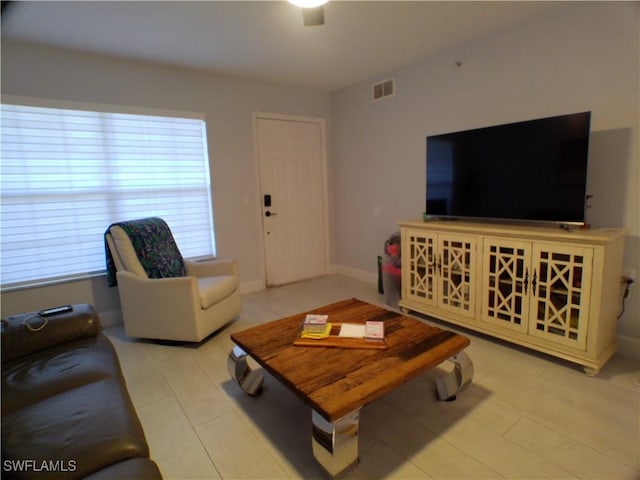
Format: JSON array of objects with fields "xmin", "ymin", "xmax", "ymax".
[{"xmin": 227, "ymin": 298, "xmax": 473, "ymax": 477}]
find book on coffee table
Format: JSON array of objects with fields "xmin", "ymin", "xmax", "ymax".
[
  {"xmin": 338, "ymin": 321, "xmax": 384, "ymax": 341},
  {"xmin": 365, "ymin": 321, "xmax": 384, "ymax": 341},
  {"xmin": 338, "ymin": 323, "xmax": 365, "ymax": 338},
  {"xmin": 300, "ymin": 323, "xmax": 332, "ymax": 339},
  {"xmin": 302, "ymin": 314, "xmax": 328, "ymax": 333}
]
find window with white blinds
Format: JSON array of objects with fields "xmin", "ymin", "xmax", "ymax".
[{"xmin": 1, "ymin": 101, "xmax": 216, "ymax": 289}]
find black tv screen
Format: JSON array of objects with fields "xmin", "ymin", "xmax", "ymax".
[{"xmin": 425, "ymin": 111, "xmax": 591, "ymax": 225}]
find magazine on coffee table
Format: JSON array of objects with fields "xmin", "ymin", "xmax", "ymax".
[{"xmin": 295, "ymin": 318, "xmax": 387, "ymax": 349}]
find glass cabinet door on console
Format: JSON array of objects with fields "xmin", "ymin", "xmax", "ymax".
[
  {"xmin": 403, "ymin": 229, "xmax": 476, "ymax": 318},
  {"xmin": 528, "ymin": 245, "xmax": 592, "ymax": 350},
  {"xmin": 481, "ymin": 239, "xmax": 532, "ymax": 332},
  {"xmin": 438, "ymin": 235, "xmax": 476, "ymax": 318},
  {"xmin": 404, "ymin": 230, "xmax": 437, "ymax": 308},
  {"xmin": 482, "ymin": 238, "xmax": 592, "ymax": 351}
]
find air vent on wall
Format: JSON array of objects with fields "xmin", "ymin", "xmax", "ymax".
[{"xmin": 372, "ymin": 79, "xmax": 394, "ymax": 101}]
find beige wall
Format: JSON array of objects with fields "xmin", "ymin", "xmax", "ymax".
[
  {"xmin": 330, "ymin": 3, "xmax": 640, "ymax": 342},
  {"xmin": 0, "ymin": 40, "xmax": 332, "ymax": 321}
]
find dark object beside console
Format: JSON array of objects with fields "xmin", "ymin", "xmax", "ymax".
[{"xmin": 1, "ymin": 304, "xmax": 162, "ymax": 479}]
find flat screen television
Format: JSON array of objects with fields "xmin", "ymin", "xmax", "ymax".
[{"xmin": 425, "ymin": 111, "xmax": 591, "ymax": 226}]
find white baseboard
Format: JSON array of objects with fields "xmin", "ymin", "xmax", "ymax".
[
  {"xmin": 617, "ymin": 334, "xmax": 640, "ymax": 360},
  {"xmin": 99, "ymin": 309, "xmax": 123, "ymax": 328},
  {"xmin": 240, "ymin": 279, "xmax": 266, "ymax": 294},
  {"xmin": 331, "ymin": 264, "xmax": 377, "ymax": 284}
]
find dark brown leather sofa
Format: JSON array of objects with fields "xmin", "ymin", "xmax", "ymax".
[{"xmin": 1, "ymin": 304, "xmax": 162, "ymax": 479}]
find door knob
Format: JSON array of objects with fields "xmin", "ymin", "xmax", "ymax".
[{"xmin": 265, "ymin": 211, "xmax": 278, "ymax": 217}]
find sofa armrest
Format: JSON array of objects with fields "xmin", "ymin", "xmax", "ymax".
[
  {"xmin": 185, "ymin": 258, "xmax": 238, "ymax": 278},
  {"xmin": 1, "ymin": 304, "xmax": 100, "ymax": 363}
]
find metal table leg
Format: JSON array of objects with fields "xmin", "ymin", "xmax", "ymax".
[
  {"xmin": 435, "ymin": 350, "xmax": 474, "ymax": 401},
  {"xmin": 227, "ymin": 345, "xmax": 264, "ymax": 396},
  {"xmin": 312, "ymin": 408, "xmax": 361, "ymax": 477}
]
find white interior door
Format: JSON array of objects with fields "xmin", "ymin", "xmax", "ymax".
[{"xmin": 255, "ymin": 114, "xmax": 327, "ymax": 286}]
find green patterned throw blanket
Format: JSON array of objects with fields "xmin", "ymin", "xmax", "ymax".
[{"xmin": 105, "ymin": 217, "xmax": 187, "ymax": 287}]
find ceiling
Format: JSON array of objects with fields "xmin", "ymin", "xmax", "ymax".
[{"xmin": 1, "ymin": 1, "xmax": 566, "ymax": 92}]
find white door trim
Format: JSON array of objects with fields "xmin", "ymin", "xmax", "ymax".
[{"xmin": 252, "ymin": 111, "xmax": 330, "ymax": 286}]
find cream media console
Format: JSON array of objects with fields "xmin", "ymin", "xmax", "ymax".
[{"xmin": 398, "ymin": 220, "xmax": 627, "ymax": 375}]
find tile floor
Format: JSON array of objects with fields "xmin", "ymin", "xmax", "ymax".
[{"xmin": 105, "ymin": 275, "xmax": 640, "ymax": 479}]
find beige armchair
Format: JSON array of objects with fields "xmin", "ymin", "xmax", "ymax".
[{"xmin": 105, "ymin": 218, "xmax": 241, "ymax": 342}]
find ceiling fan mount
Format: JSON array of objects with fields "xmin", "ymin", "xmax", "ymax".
[
  {"xmin": 288, "ymin": 0, "xmax": 329, "ymax": 27},
  {"xmin": 302, "ymin": 6, "xmax": 325, "ymax": 27}
]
